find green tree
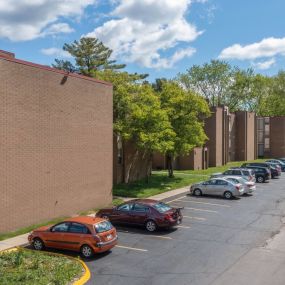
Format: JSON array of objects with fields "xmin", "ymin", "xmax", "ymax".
[
  {"xmin": 97, "ymin": 70, "xmax": 175, "ymax": 182},
  {"xmin": 178, "ymin": 60, "xmax": 235, "ymax": 108},
  {"xmin": 158, "ymin": 81, "xmax": 211, "ymax": 177},
  {"xmin": 51, "ymin": 59, "xmax": 76, "ymax": 72},
  {"xmin": 53, "ymin": 37, "xmax": 126, "ymax": 76}
]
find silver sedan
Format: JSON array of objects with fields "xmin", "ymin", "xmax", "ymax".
[
  {"xmin": 224, "ymin": 176, "xmax": 256, "ymax": 194},
  {"xmin": 190, "ymin": 178, "xmax": 244, "ymax": 199}
]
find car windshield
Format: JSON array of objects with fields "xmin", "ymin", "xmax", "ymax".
[
  {"xmin": 153, "ymin": 202, "xmax": 172, "ymax": 213},
  {"xmin": 94, "ymin": 221, "xmax": 113, "ymax": 233}
]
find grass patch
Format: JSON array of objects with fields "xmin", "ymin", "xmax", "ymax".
[
  {"xmin": 113, "ymin": 159, "xmax": 267, "ymax": 198},
  {"xmin": 0, "ymin": 248, "xmax": 83, "ymax": 285},
  {"xmin": 0, "ymin": 217, "xmax": 67, "ymax": 242}
]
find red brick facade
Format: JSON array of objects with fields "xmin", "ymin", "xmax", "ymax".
[{"xmin": 0, "ymin": 54, "xmax": 113, "ymax": 233}]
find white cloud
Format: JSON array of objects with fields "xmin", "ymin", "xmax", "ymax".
[
  {"xmin": 0, "ymin": 0, "xmax": 96, "ymax": 41},
  {"xmin": 41, "ymin": 47, "xmax": 71, "ymax": 58},
  {"xmin": 86, "ymin": 0, "xmax": 203, "ymax": 69},
  {"xmin": 219, "ymin": 37, "xmax": 285, "ymax": 60},
  {"xmin": 253, "ymin": 58, "xmax": 276, "ymax": 70}
]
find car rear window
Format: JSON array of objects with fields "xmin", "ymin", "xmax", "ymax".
[
  {"xmin": 153, "ymin": 202, "xmax": 172, "ymax": 213},
  {"xmin": 94, "ymin": 221, "xmax": 113, "ymax": 233}
]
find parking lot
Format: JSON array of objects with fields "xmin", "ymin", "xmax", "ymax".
[{"xmin": 81, "ymin": 175, "xmax": 285, "ymax": 285}]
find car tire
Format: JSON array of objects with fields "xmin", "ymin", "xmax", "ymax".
[
  {"xmin": 193, "ymin": 189, "xmax": 202, "ymax": 196},
  {"xmin": 33, "ymin": 238, "xmax": 45, "ymax": 251},
  {"xmin": 257, "ymin": 176, "xmax": 265, "ymax": 183},
  {"xmin": 145, "ymin": 220, "xmax": 157, "ymax": 232},
  {"xmin": 80, "ymin": 244, "xmax": 94, "ymax": 258},
  {"xmin": 224, "ymin": 191, "xmax": 233, "ymax": 200}
]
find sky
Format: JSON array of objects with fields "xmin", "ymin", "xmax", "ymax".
[{"xmin": 0, "ymin": 0, "xmax": 285, "ymax": 82}]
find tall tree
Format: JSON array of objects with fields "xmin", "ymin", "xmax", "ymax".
[
  {"xmin": 158, "ymin": 81, "xmax": 210, "ymax": 177},
  {"xmin": 178, "ymin": 60, "xmax": 236, "ymax": 110},
  {"xmin": 53, "ymin": 37, "xmax": 126, "ymax": 76}
]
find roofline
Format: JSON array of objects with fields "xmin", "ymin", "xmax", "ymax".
[{"xmin": 0, "ymin": 54, "xmax": 112, "ymax": 87}]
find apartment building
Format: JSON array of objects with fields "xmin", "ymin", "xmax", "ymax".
[{"xmin": 0, "ymin": 51, "xmax": 113, "ymax": 232}]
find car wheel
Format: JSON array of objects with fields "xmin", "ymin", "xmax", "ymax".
[
  {"xmin": 193, "ymin": 189, "xmax": 202, "ymax": 196},
  {"xmin": 33, "ymin": 238, "xmax": 45, "ymax": 251},
  {"xmin": 80, "ymin": 244, "xmax": 94, "ymax": 258},
  {"xmin": 145, "ymin": 220, "xmax": 157, "ymax": 232},
  {"xmin": 224, "ymin": 191, "xmax": 233, "ymax": 200},
  {"xmin": 257, "ymin": 176, "xmax": 265, "ymax": 183}
]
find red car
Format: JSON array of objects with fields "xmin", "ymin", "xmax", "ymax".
[
  {"xmin": 28, "ymin": 216, "xmax": 117, "ymax": 258},
  {"xmin": 96, "ymin": 199, "xmax": 183, "ymax": 232}
]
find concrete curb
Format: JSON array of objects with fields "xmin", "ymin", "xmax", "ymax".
[{"xmin": 0, "ymin": 247, "xmax": 91, "ymax": 285}]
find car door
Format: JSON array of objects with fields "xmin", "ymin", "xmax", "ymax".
[
  {"xmin": 44, "ymin": 222, "xmax": 71, "ymax": 249},
  {"xmin": 130, "ymin": 204, "xmax": 149, "ymax": 225},
  {"xmin": 215, "ymin": 179, "xmax": 230, "ymax": 196},
  {"xmin": 205, "ymin": 179, "xmax": 219, "ymax": 195},
  {"xmin": 64, "ymin": 222, "xmax": 92, "ymax": 251},
  {"xmin": 111, "ymin": 203, "xmax": 134, "ymax": 224}
]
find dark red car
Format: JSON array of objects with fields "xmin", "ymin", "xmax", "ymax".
[{"xmin": 96, "ymin": 199, "xmax": 183, "ymax": 232}]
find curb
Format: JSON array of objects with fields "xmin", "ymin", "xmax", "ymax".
[{"xmin": 0, "ymin": 247, "xmax": 91, "ymax": 285}]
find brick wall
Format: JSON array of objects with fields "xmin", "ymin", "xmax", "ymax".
[
  {"xmin": 0, "ymin": 56, "xmax": 113, "ymax": 232},
  {"xmin": 270, "ymin": 117, "xmax": 285, "ymax": 157}
]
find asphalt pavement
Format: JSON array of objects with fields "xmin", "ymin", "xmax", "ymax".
[{"xmin": 85, "ymin": 175, "xmax": 285, "ymax": 285}]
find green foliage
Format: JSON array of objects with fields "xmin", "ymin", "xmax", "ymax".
[
  {"xmin": 158, "ymin": 81, "xmax": 211, "ymax": 156},
  {"xmin": 53, "ymin": 37, "xmax": 125, "ymax": 75},
  {"xmin": 51, "ymin": 59, "xmax": 76, "ymax": 73},
  {"xmin": 0, "ymin": 249, "xmax": 82, "ymax": 285},
  {"xmin": 178, "ymin": 60, "xmax": 235, "ymax": 107}
]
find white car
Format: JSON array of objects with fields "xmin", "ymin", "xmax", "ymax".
[{"xmin": 224, "ymin": 176, "xmax": 256, "ymax": 194}]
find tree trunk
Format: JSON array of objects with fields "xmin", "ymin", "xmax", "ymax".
[{"xmin": 166, "ymin": 154, "xmax": 174, "ymax": 178}]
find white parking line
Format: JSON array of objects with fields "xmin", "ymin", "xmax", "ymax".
[
  {"xmin": 177, "ymin": 199, "xmax": 231, "ymax": 208},
  {"xmin": 176, "ymin": 225, "xmax": 191, "ymax": 229},
  {"xmin": 173, "ymin": 205, "xmax": 218, "ymax": 213},
  {"xmin": 183, "ymin": 215, "xmax": 206, "ymax": 221},
  {"xmin": 149, "ymin": 235, "xmax": 173, "ymax": 240},
  {"xmin": 166, "ymin": 196, "xmax": 187, "ymax": 204},
  {"xmin": 115, "ymin": 245, "xmax": 148, "ymax": 252}
]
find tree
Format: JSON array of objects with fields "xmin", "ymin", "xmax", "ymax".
[
  {"xmin": 53, "ymin": 37, "xmax": 126, "ymax": 76},
  {"xmin": 51, "ymin": 59, "xmax": 76, "ymax": 73},
  {"xmin": 97, "ymin": 70, "xmax": 175, "ymax": 183},
  {"xmin": 178, "ymin": 60, "xmax": 237, "ymax": 110},
  {"xmin": 158, "ymin": 81, "xmax": 211, "ymax": 177}
]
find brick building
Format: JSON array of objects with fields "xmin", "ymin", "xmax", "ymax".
[{"xmin": 0, "ymin": 51, "xmax": 113, "ymax": 233}]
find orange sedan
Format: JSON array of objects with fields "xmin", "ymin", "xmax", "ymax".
[{"xmin": 28, "ymin": 216, "xmax": 117, "ymax": 258}]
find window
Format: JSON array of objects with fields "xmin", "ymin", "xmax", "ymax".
[
  {"xmin": 117, "ymin": 203, "xmax": 133, "ymax": 211},
  {"xmin": 94, "ymin": 221, "xmax": 113, "ymax": 233},
  {"xmin": 208, "ymin": 180, "xmax": 217, "ymax": 185},
  {"xmin": 133, "ymin": 204, "xmax": 149, "ymax": 212},
  {"xmin": 216, "ymin": 180, "xmax": 228, "ymax": 185},
  {"xmin": 224, "ymin": 170, "xmax": 233, "ymax": 175},
  {"xmin": 265, "ymin": 138, "xmax": 270, "ymax": 149},
  {"xmin": 227, "ymin": 178, "xmax": 239, "ymax": 184},
  {"xmin": 153, "ymin": 202, "xmax": 172, "ymax": 213},
  {"xmin": 52, "ymin": 222, "xmax": 70, "ymax": 232},
  {"xmin": 232, "ymin": 170, "xmax": 241, "ymax": 175},
  {"xmin": 69, "ymin": 223, "xmax": 90, "ymax": 234}
]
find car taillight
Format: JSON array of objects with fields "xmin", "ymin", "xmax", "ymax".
[
  {"xmin": 93, "ymin": 235, "xmax": 102, "ymax": 242},
  {"xmin": 164, "ymin": 214, "xmax": 173, "ymax": 221},
  {"xmin": 236, "ymin": 185, "xmax": 240, "ymax": 190}
]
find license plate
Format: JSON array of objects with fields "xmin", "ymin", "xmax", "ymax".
[{"xmin": 107, "ymin": 234, "xmax": 112, "ymax": 240}]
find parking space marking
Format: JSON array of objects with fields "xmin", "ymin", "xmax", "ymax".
[
  {"xmin": 176, "ymin": 225, "xmax": 191, "ymax": 229},
  {"xmin": 177, "ymin": 199, "xmax": 231, "ymax": 208},
  {"xmin": 166, "ymin": 196, "xmax": 187, "ymax": 204},
  {"xmin": 149, "ymin": 235, "xmax": 173, "ymax": 240},
  {"xmin": 115, "ymin": 245, "xmax": 148, "ymax": 252},
  {"xmin": 183, "ymin": 215, "xmax": 207, "ymax": 221},
  {"xmin": 174, "ymin": 205, "xmax": 218, "ymax": 213}
]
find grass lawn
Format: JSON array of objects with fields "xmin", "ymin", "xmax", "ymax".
[
  {"xmin": 0, "ymin": 248, "xmax": 83, "ymax": 285},
  {"xmin": 113, "ymin": 159, "xmax": 267, "ymax": 198}
]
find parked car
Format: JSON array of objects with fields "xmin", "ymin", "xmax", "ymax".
[
  {"xmin": 28, "ymin": 216, "xmax": 117, "ymax": 258},
  {"xmin": 266, "ymin": 159, "xmax": 285, "ymax": 171},
  {"xmin": 211, "ymin": 168, "xmax": 255, "ymax": 182},
  {"xmin": 241, "ymin": 162, "xmax": 280, "ymax": 178},
  {"xmin": 242, "ymin": 166, "xmax": 271, "ymax": 183},
  {"xmin": 190, "ymin": 178, "xmax": 244, "ymax": 199},
  {"xmin": 96, "ymin": 199, "xmax": 183, "ymax": 232},
  {"xmin": 224, "ymin": 176, "xmax": 256, "ymax": 194}
]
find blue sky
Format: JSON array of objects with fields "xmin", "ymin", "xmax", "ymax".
[{"xmin": 0, "ymin": 0, "xmax": 284, "ymax": 82}]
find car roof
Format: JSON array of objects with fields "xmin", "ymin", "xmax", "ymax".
[{"xmin": 65, "ymin": 216, "xmax": 106, "ymax": 226}]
